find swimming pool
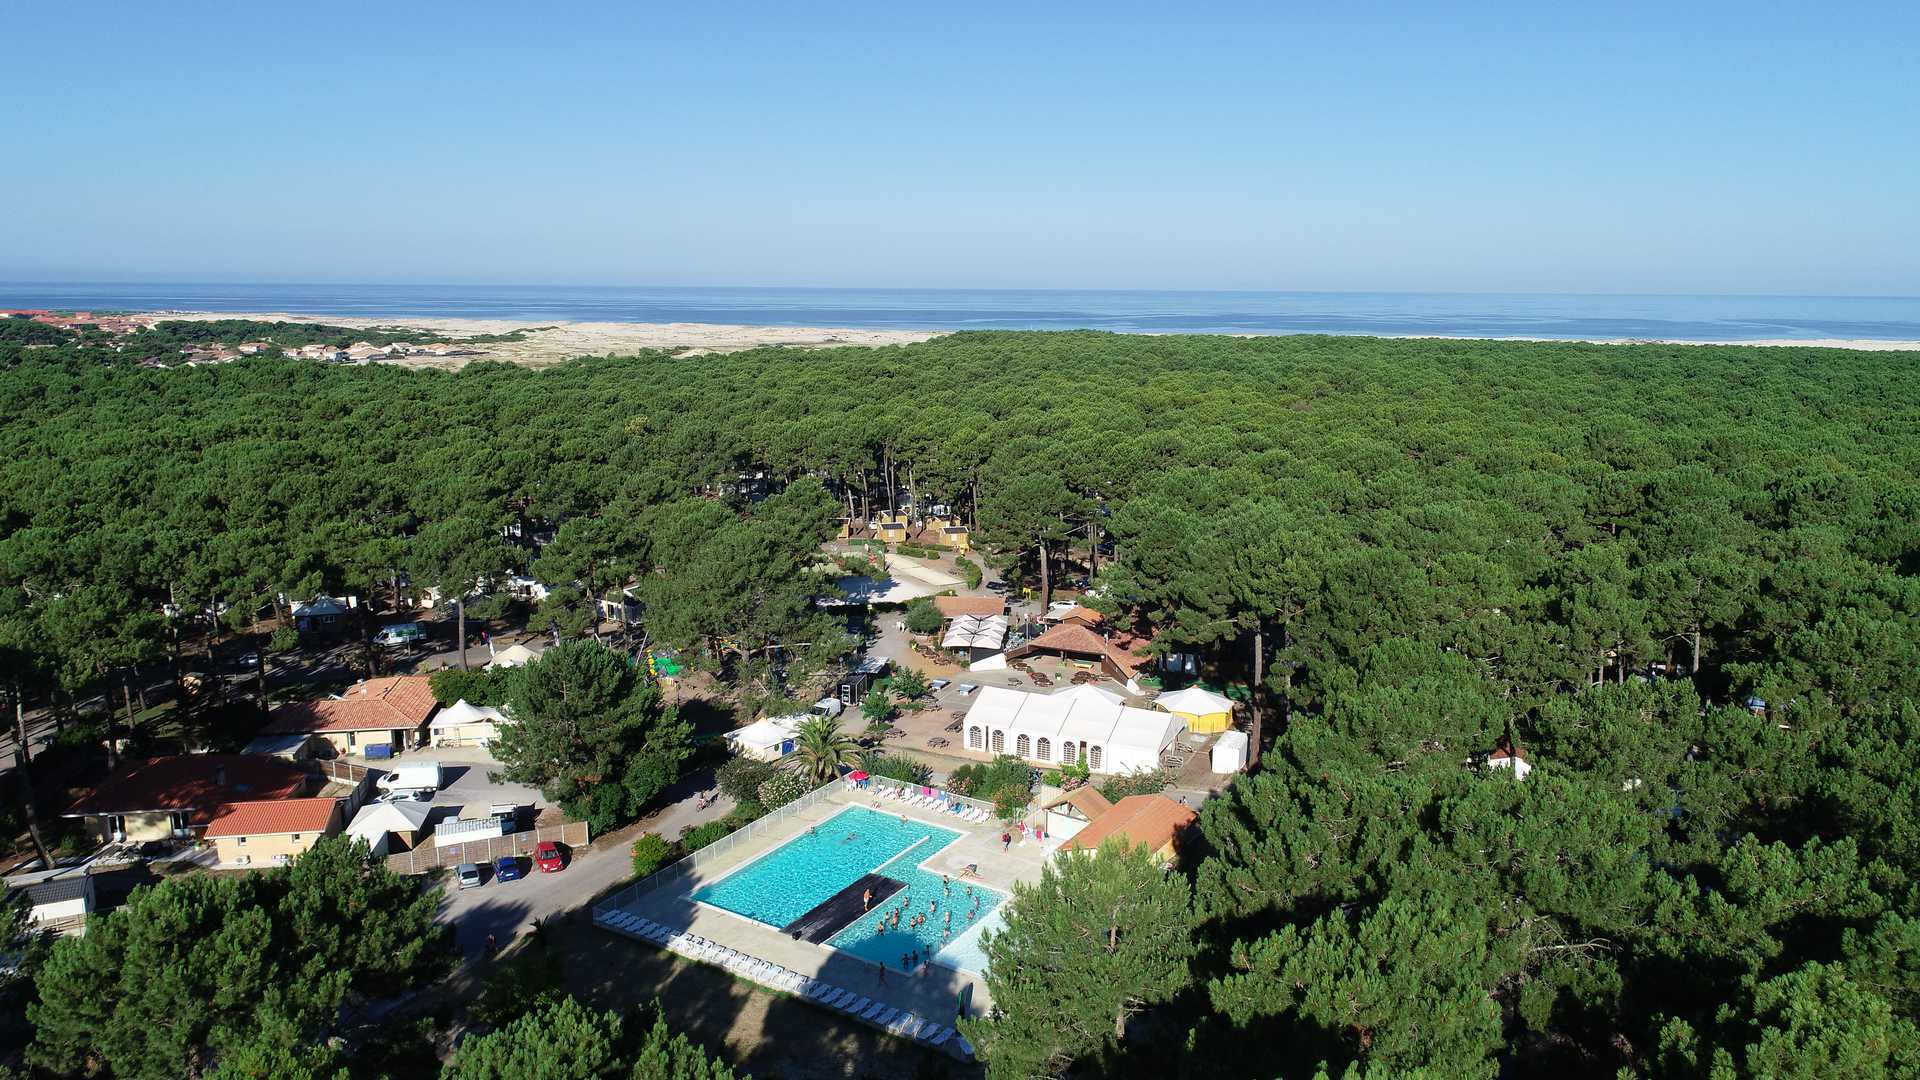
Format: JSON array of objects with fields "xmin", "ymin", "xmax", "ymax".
[{"xmin": 691, "ymin": 805, "xmax": 1005, "ymax": 973}]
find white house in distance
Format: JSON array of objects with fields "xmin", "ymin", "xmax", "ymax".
[
  {"xmin": 1487, "ymin": 741, "xmax": 1533, "ymax": 780},
  {"xmin": 430, "ymin": 699, "xmax": 510, "ymax": 749},
  {"xmin": 962, "ymin": 684, "xmax": 1183, "ymax": 774}
]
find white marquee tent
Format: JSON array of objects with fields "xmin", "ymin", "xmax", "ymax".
[
  {"xmin": 941, "ymin": 614, "xmax": 1009, "ymax": 658},
  {"xmin": 429, "ymin": 699, "xmax": 510, "ymax": 748},
  {"xmin": 963, "ymin": 684, "xmax": 1182, "ymax": 774},
  {"xmin": 724, "ymin": 714, "xmax": 807, "ymax": 762},
  {"xmin": 344, "ymin": 798, "xmax": 434, "ymax": 856}
]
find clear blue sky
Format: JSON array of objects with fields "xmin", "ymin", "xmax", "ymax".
[{"xmin": 6, "ymin": 2, "xmax": 1916, "ymax": 294}]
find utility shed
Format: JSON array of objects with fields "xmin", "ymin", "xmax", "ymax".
[{"xmin": 17, "ymin": 874, "xmax": 94, "ymax": 931}]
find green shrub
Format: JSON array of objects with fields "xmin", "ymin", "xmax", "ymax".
[
  {"xmin": 1098, "ymin": 768, "xmax": 1173, "ymax": 802},
  {"xmin": 679, "ymin": 820, "xmax": 733, "ymax": 852},
  {"xmin": 953, "ymin": 556, "xmax": 984, "ymax": 590},
  {"xmin": 860, "ymin": 751, "xmax": 932, "ymax": 786},
  {"xmin": 861, "ymin": 688, "xmax": 895, "ymax": 724},
  {"xmin": 949, "ymin": 755, "xmax": 1034, "ymax": 805},
  {"xmin": 716, "ymin": 755, "xmax": 780, "ymax": 804},
  {"xmin": 756, "ymin": 770, "xmax": 811, "ymax": 810},
  {"xmin": 891, "ymin": 667, "xmax": 931, "ymax": 700},
  {"xmin": 630, "ymin": 833, "xmax": 672, "ymax": 878},
  {"xmin": 427, "ymin": 666, "xmax": 512, "ymax": 707},
  {"xmin": 904, "ymin": 599, "xmax": 943, "ymax": 635}
]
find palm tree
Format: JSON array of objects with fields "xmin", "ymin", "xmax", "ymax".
[{"xmin": 789, "ymin": 714, "xmax": 861, "ymax": 783}]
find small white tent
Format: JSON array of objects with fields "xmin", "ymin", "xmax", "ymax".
[
  {"xmin": 487, "ymin": 643, "xmax": 540, "ymax": 669},
  {"xmin": 430, "ymin": 699, "xmax": 510, "ymax": 748},
  {"xmin": 345, "ymin": 799, "xmax": 434, "ymax": 856},
  {"xmin": 724, "ymin": 715, "xmax": 806, "ymax": 762}
]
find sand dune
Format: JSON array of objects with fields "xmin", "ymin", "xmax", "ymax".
[{"xmin": 146, "ymin": 311, "xmax": 1919, "ymax": 367}]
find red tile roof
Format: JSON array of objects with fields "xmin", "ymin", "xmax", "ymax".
[
  {"xmin": 1062, "ymin": 794, "xmax": 1197, "ymax": 855},
  {"xmin": 264, "ymin": 675, "xmax": 438, "ymax": 734},
  {"xmin": 64, "ymin": 755, "xmax": 312, "ymax": 818},
  {"xmin": 934, "ymin": 595, "xmax": 1005, "ymax": 619},
  {"xmin": 203, "ymin": 797, "xmax": 341, "ymax": 838},
  {"xmin": 1048, "ymin": 605, "xmax": 1104, "ymax": 626},
  {"xmin": 1042, "ymin": 786, "xmax": 1114, "ymax": 821},
  {"xmin": 1007, "ymin": 622, "xmax": 1144, "ymax": 678}
]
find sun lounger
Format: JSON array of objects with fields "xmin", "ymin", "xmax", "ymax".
[
  {"xmin": 889, "ymin": 1012, "xmax": 918, "ymax": 1035},
  {"xmin": 865, "ymin": 1003, "xmax": 893, "ymax": 1022},
  {"xmin": 875, "ymin": 1007, "xmax": 903, "ymax": 1028},
  {"xmin": 955, "ymin": 1035, "xmax": 974, "ymax": 1056},
  {"xmin": 842, "ymin": 995, "xmax": 871, "ymax": 1014},
  {"xmin": 928, "ymin": 1025, "xmax": 954, "ymax": 1046},
  {"xmin": 820, "ymin": 987, "xmax": 848, "ymax": 1006}
]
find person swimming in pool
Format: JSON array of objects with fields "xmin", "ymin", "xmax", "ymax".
[{"xmin": 842, "ymin": 832, "xmax": 857, "ymax": 844}]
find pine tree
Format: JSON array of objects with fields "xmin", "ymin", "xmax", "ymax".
[{"xmin": 961, "ymin": 838, "xmax": 1194, "ymax": 1078}]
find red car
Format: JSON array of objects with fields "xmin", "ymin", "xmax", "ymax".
[{"xmin": 535, "ymin": 840, "xmax": 566, "ymax": 873}]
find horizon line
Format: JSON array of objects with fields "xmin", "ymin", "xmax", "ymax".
[{"xmin": 3, "ymin": 280, "xmax": 1918, "ymax": 303}]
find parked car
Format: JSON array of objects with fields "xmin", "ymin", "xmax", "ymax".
[
  {"xmin": 235, "ymin": 652, "xmax": 260, "ymax": 668},
  {"xmin": 535, "ymin": 841, "xmax": 565, "ymax": 873},
  {"xmin": 456, "ymin": 862, "xmax": 483, "ymax": 889},
  {"xmin": 494, "ymin": 855, "xmax": 523, "ymax": 882}
]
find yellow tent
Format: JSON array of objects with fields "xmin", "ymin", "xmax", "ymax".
[{"xmin": 1154, "ymin": 686, "xmax": 1236, "ymax": 734}]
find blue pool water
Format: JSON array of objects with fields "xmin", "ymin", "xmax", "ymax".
[{"xmin": 692, "ymin": 805, "xmax": 1005, "ymax": 973}]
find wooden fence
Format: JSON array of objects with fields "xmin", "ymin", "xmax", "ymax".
[
  {"xmin": 312, "ymin": 758, "xmax": 381, "ymax": 786},
  {"xmin": 384, "ymin": 820, "xmax": 591, "ymax": 875}
]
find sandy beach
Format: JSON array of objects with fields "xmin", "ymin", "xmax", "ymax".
[
  {"xmin": 146, "ymin": 311, "xmax": 947, "ymax": 367},
  {"xmin": 143, "ymin": 311, "xmax": 1920, "ymax": 367}
]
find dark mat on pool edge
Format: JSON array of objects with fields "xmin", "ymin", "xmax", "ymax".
[{"xmin": 784, "ymin": 873, "xmax": 905, "ymax": 943}]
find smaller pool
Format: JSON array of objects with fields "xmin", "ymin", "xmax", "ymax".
[
  {"xmin": 827, "ymin": 850, "xmax": 1006, "ymax": 974},
  {"xmin": 691, "ymin": 805, "xmax": 1006, "ymax": 974}
]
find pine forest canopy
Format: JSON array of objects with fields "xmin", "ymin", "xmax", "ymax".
[{"xmin": 3, "ymin": 330, "xmax": 1920, "ymax": 1074}]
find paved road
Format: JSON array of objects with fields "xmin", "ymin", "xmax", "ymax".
[{"xmin": 435, "ymin": 769, "xmax": 736, "ymax": 963}]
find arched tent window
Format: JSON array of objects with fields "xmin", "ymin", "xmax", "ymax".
[
  {"xmin": 1035, "ymin": 737, "xmax": 1051, "ymax": 761},
  {"xmin": 1089, "ymin": 745, "xmax": 1103, "ymax": 770},
  {"xmin": 991, "ymin": 729, "xmax": 1005, "ymax": 753},
  {"xmin": 1016, "ymin": 734, "xmax": 1031, "ymax": 757},
  {"xmin": 968, "ymin": 726, "xmax": 983, "ymax": 750},
  {"xmin": 1061, "ymin": 740, "xmax": 1076, "ymax": 765}
]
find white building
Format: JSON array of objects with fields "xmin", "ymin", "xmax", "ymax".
[{"xmin": 962, "ymin": 684, "xmax": 1184, "ymax": 774}]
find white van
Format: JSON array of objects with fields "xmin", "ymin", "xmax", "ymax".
[{"xmin": 376, "ymin": 762, "xmax": 444, "ymax": 795}]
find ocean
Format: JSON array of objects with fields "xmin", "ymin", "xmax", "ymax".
[{"xmin": 4, "ymin": 283, "xmax": 1919, "ymax": 342}]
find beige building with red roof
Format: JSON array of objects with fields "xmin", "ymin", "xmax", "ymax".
[
  {"xmin": 1060, "ymin": 793, "xmax": 1197, "ymax": 865},
  {"xmin": 1041, "ymin": 786, "xmax": 1114, "ymax": 844},
  {"xmin": 62, "ymin": 755, "xmax": 315, "ymax": 845},
  {"xmin": 263, "ymin": 675, "xmax": 439, "ymax": 758},
  {"xmin": 203, "ymin": 797, "xmax": 344, "ymax": 866}
]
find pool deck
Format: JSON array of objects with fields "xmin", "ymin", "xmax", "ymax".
[{"xmin": 600, "ymin": 784, "xmax": 1056, "ymax": 1024}]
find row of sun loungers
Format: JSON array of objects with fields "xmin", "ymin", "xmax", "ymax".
[
  {"xmin": 592, "ymin": 908, "xmax": 966, "ymax": 1055},
  {"xmin": 870, "ymin": 784, "xmax": 993, "ymax": 823}
]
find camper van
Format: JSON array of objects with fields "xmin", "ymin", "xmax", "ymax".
[{"xmin": 373, "ymin": 623, "xmax": 429, "ymax": 647}]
